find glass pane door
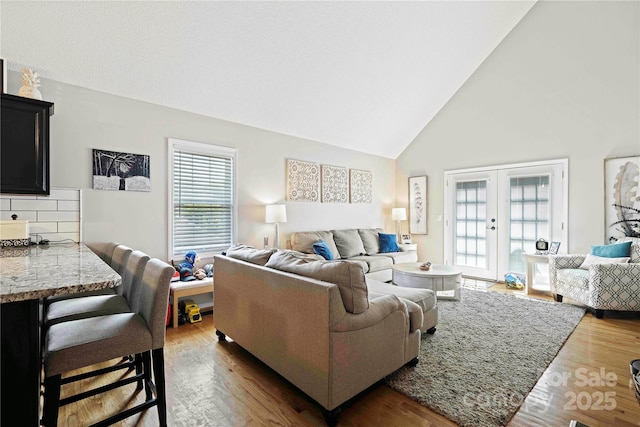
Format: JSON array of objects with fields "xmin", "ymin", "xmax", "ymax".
[{"xmin": 445, "ymin": 171, "xmax": 497, "ymax": 280}]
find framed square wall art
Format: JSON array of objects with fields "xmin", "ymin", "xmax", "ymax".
[
  {"xmin": 409, "ymin": 175, "xmax": 428, "ymax": 234},
  {"xmin": 604, "ymin": 155, "xmax": 640, "ymax": 243},
  {"xmin": 321, "ymin": 164, "xmax": 348, "ymax": 203},
  {"xmin": 286, "ymin": 159, "xmax": 320, "ymax": 202},
  {"xmin": 349, "ymin": 169, "xmax": 372, "ymax": 203}
]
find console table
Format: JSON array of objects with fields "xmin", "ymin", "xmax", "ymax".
[{"xmin": 0, "ymin": 243, "xmax": 121, "ymax": 427}]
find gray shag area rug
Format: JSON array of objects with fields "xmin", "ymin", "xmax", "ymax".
[{"xmin": 386, "ymin": 288, "xmax": 586, "ymax": 427}]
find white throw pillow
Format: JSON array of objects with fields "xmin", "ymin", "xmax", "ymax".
[{"xmin": 578, "ymin": 254, "xmax": 630, "ymax": 270}]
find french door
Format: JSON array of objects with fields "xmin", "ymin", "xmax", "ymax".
[{"xmin": 444, "ymin": 160, "xmax": 567, "ymax": 281}]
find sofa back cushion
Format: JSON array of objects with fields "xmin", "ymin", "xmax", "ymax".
[
  {"xmin": 226, "ymin": 244, "xmax": 276, "ymax": 266},
  {"xmin": 358, "ymin": 229, "xmax": 382, "ymax": 255},
  {"xmin": 332, "ymin": 229, "xmax": 366, "ymax": 258},
  {"xmin": 616, "ymin": 237, "xmax": 640, "ymax": 263},
  {"xmin": 265, "ymin": 250, "xmax": 369, "ymax": 314},
  {"xmin": 291, "ymin": 231, "xmax": 341, "ymax": 259}
]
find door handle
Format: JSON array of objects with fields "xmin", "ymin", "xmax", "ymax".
[{"xmin": 487, "ymin": 226, "xmax": 496, "ymax": 230}]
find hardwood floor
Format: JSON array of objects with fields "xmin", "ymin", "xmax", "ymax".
[{"xmin": 54, "ymin": 282, "xmax": 640, "ymax": 427}]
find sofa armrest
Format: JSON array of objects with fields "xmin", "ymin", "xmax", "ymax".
[
  {"xmin": 589, "ymin": 263, "xmax": 640, "ymax": 288},
  {"xmin": 330, "ymin": 294, "xmax": 406, "ymax": 333}
]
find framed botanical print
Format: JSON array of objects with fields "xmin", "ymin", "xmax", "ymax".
[{"xmin": 409, "ymin": 175, "xmax": 428, "ymax": 234}]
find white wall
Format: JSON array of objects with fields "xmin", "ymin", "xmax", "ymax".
[
  {"xmin": 5, "ymin": 74, "xmax": 395, "ymax": 260},
  {"xmin": 396, "ymin": 0, "xmax": 639, "ymax": 261}
]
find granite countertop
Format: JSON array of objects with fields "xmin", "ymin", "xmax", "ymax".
[{"xmin": 0, "ymin": 243, "xmax": 121, "ymax": 303}]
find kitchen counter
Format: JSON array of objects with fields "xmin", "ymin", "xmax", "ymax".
[
  {"xmin": 0, "ymin": 243, "xmax": 121, "ymax": 303},
  {"xmin": 0, "ymin": 242, "xmax": 121, "ymax": 426}
]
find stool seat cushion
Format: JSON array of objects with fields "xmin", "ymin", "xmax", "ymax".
[
  {"xmin": 45, "ymin": 313, "xmax": 151, "ymax": 377},
  {"xmin": 45, "ymin": 295, "xmax": 131, "ymax": 326}
]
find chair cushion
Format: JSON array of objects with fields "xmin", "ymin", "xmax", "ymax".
[
  {"xmin": 616, "ymin": 237, "xmax": 640, "ymax": 263},
  {"xmin": 226, "ymin": 244, "xmax": 276, "ymax": 266},
  {"xmin": 332, "ymin": 229, "xmax": 366, "ymax": 258},
  {"xmin": 45, "ymin": 294, "xmax": 131, "ymax": 327},
  {"xmin": 358, "ymin": 229, "xmax": 381, "ymax": 255},
  {"xmin": 379, "ymin": 233, "xmax": 399, "ymax": 253},
  {"xmin": 557, "ymin": 268, "xmax": 590, "ymax": 289},
  {"xmin": 265, "ymin": 250, "xmax": 369, "ymax": 314},
  {"xmin": 312, "ymin": 240, "xmax": 334, "ymax": 260},
  {"xmin": 291, "ymin": 231, "xmax": 341, "ymax": 259},
  {"xmin": 579, "ymin": 254, "xmax": 630, "ymax": 269},
  {"xmin": 591, "ymin": 241, "xmax": 632, "ymax": 258},
  {"xmin": 45, "ymin": 313, "xmax": 152, "ymax": 377}
]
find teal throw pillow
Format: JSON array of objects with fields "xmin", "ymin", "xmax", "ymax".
[
  {"xmin": 312, "ymin": 240, "xmax": 334, "ymax": 260},
  {"xmin": 591, "ymin": 241, "xmax": 632, "ymax": 258},
  {"xmin": 379, "ymin": 233, "xmax": 399, "ymax": 253}
]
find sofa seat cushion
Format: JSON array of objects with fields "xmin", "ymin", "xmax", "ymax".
[
  {"xmin": 367, "ymin": 279, "xmax": 436, "ymax": 314},
  {"xmin": 376, "ymin": 251, "xmax": 418, "ymax": 264},
  {"xmin": 291, "ymin": 231, "xmax": 341, "ymax": 260},
  {"xmin": 368, "ymin": 292, "xmax": 423, "ymax": 333},
  {"xmin": 358, "ymin": 229, "xmax": 382, "ymax": 255},
  {"xmin": 332, "ymin": 229, "xmax": 366, "ymax": 258},
  {"xmin": 226, "ymin": 245, "xmax": 277, "ymax": 266},
  {"xmin": 347, "ymin": 255, "xmax": 393, "ymax": 273},
  {"xmin": 265, "ymin": 250, "xmax": 369, "ymax": 314},
  {"xmin": 557, "ymin": 268, "xmax": 589, "ymax": 289}
]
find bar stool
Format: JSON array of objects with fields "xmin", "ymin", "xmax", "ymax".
[
  {"xmin": 42, "ymin": 258, "xmax": 175, "ymax": 427},
  {"xmin": 44, "ymin": 249, "xmax": 149, "ymax": 327}
]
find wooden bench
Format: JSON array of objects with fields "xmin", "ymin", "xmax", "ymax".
[{"xmin": 169, "ymin": 278, "xmax": 214, "ymax": 328}]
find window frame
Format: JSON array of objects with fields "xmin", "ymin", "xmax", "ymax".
[{"xmin": 167, "ymin": 137, "xmax": 237, "ymax": 260}]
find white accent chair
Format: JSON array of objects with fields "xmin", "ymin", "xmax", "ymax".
[{"xmin": 549, "ymin": 237, "xmax": 640, "ymax": 318}]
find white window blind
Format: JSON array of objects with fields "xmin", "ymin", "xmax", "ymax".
[{"xmin": 170, "ymin": 140, "xmax": 235, "ymax": 258}]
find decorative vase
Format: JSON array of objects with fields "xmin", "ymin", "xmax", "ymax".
[{"xmin": 18, "ymin": 68, "xmax": 42, "ymax": 100}]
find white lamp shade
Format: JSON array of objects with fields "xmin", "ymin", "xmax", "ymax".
[
  {"xmin": 265, "ymin": 204, "xmax": 287, "ymax": 223},
  {"xmin": 391, "ymin": 208, "xmax": 407, "ymax": 221}
]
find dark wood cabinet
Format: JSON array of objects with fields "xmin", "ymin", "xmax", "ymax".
[{"xmin": 1, "ymin": 94, "xmax": 54, "ymax": 195}]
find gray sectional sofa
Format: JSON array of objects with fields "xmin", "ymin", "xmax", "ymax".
[
  {"xmin": 214, "ymin": 245, "xmax": 437, "ymax": 426},
  {"xmin": 290, "ymin": 228, "xmax": 417, "ymax": 282}
]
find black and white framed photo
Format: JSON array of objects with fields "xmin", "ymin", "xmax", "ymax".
[
  {"xmin": 409, "ymin": 175, "xmax": 428, "ymax": 234},
  {"xmin": 92, "ymin": 149, "xmax": 151, "ymax": 191},
  {"xmin": 401, "ymin": 234, "xmax": 412, "ymax": 244},
  {"xmin": 549, "ymin": 241, "xmax": 561, "ymax": 255}
]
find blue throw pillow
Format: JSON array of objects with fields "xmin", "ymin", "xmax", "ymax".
[
  {"xmin": 591, "ymin": 241, "xmax": 632, "ymax": 258},
  {"xmin": 379, "ymin": 233, "xmax": 399, "ymax": 253},
  {"xmin": 312, "ymin": 240, "xmax": 334, "ymax": 260}
]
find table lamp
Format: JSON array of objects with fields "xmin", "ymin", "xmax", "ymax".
[
  {"xmin": 391, "ymin": 207, "xmax": 407, "ymax": 243},
  {"xmin": 265, "ymin": 204, "xmax": 287, "ymax": 249}
]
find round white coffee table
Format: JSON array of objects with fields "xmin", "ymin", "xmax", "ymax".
[{"xmin": 392, "ymin": 263, "xmax": 463, "ymax": 301}]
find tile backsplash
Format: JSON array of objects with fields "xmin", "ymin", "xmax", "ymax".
[{"xmin": 0, "ymin": 188, "xmax": 82, "ymax": 243}]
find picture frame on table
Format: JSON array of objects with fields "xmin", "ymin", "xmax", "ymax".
[
  {"xmin": 408, "ymin": 175, "xmax": 428, "ymax": 234},
  {"xmin": 401, "ymin": 234, "xmax": 412, "ymax": 244},
  {"xmin": 548, "ymin": 241, "xmax": 561, "ymax": 255}
]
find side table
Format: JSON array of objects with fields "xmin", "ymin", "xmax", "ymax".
[
  {"xmin": 398, "ymin": 243, "xmax": 418, "ymax": 252},
  {"xmin": 521, "ymin": 253, "xmax": 551, "ymax": 295}
]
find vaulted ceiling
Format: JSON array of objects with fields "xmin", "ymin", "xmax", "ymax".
[{"xmin": 0, "ymin": 1, "xmax": 536, "ymax": 159}]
